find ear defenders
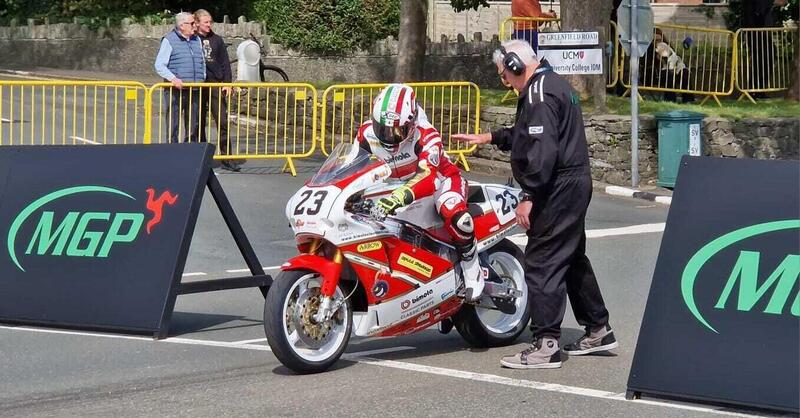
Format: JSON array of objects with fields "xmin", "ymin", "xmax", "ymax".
[{"xmin": 500, "ymin": 46, "xmax": 526, "ymax": 76}]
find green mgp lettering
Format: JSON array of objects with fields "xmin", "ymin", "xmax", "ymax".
[
  {"xmin": 97, "ymin": 213, "xmax": 144, "ymax": 257},
  {"xmin": 715, "ymin": 251, "xmax": 800, "ymax": 316},
  {"xmin": 25, "ymin": 211, "xmax": 79, "ymax": 256},
  {"xmin": 66, "ymin": 212, "xmax": 110, "ymax": 256}
]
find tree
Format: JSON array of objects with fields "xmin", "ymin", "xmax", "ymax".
[
  {"xmin": 560, "ymin": 0, "xmax": 613, "ymax": 112},
  {"xmin": 395, "ymin": 0, "xmax": 488, "ymax": 81},
  {"xmin": 788, "ymin": 35, "xmax": 799, "ymax": 101},
  {"xmin": 395, "ymin": 0, "xmax": 428, "ymax": 81}
]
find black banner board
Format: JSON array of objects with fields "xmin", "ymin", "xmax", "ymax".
[
  {"xmin": 628, "ymin": 156, "xmax": 799, "ymax": 413},
  {"xmin": 0, "ymin": 144, "xmax": 268, "ymax": 338}
]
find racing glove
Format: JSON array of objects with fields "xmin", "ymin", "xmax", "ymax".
[{"xmin": 374, "ymin": 186, "xmax": 414, "ymax": 219}]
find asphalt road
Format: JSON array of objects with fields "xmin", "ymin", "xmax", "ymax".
[{"xmin": 1, "ymin": 154, "xmax": 788, "ymax": 418}]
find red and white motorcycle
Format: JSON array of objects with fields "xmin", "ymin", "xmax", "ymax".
[{"xmin": 264, "ymin": 143, "xmax": 531, "ymax": 373}]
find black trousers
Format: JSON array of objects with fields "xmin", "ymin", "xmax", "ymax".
[
  {"xmin": 524, "ymin": 173, "xmax": 610, "ymax": 339},
  {"xmin": 198, "ymin": 86, "xmax": 231, "ymax": 154}
]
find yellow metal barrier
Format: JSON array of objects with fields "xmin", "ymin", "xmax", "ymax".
[
  {"xmin": 146, "ymin": 82, "xmax": 317, "ymax": 176},
  {"xmin": 621, "ymin": 24, "xmax": 736, "ymax": 106},
  {"xmin": 0, "ymin": 81, "xmax": 147, "ymax": 145},
  {"xmin": 320, "ymin": 82, "xmax": 480, "ymax": 171},
  {"xmin": 735, "ymin": 27, "xmax": 798, "ymax": 103},
  {"xmin": 499, "ymin": 17, "xmax": 561, "ymax": 43}
]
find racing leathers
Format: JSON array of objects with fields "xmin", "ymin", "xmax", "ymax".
[{"xmin": 356, "ymin": 109, "xmax": 485, "ymax": 300}]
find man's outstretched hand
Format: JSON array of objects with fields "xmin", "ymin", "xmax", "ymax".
[{"xmin": 451, "ymin": 133, "xmax": 492, "ymax": 146}]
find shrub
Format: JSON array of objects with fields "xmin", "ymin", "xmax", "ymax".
[{"xmin": 253, "ymin": 0, "xmax": 400, "ymax": 54}]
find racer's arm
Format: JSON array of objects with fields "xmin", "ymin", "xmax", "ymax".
[{"xmin": 376, "ymin": 131, "xmax": 443, "ymax": 215}]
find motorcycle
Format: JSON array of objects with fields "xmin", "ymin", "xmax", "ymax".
[{"xmin": 264, "ymin": 143, "xmax": 531, "ymax": 373}]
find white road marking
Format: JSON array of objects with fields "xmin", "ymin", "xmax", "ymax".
[
  {"xmin": 182, "ymin": 272, "xmax": 207, "ymax": 277},
  {"xmin": 508, "ymin": 222, "xmax": 666, "ymax": 246},
  {"xmin": 230, "ymin": 337, "xmax": 268, "ymax": 345},
  {"xmin": 225, "ymin": 265, "xmax": 282, "ymax": 274},
  {"xmin": 354, "ymin": 357, "xmax": 779, "ymax": 417},
  {"xmin": 70, "ymin": 136, "xmax": 99, "ymax": 145},
  {"xmin": 0, "ymin": 325, "xmax": 778, "ymax": 416}
]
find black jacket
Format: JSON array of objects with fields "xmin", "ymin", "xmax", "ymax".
[
  {"xmin": 491, "ymin": 63, "xmax": 590, "ymax": 200},
  {"xmin": 199, "ymin": 30, "xmax": 232, "ymax": 82}
]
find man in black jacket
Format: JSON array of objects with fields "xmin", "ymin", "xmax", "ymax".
[
  {"xmin": 195, "ymin": 9, "xmax": 240, "ymax": 171},
  {"xmin": 453, "ymin": 39, "xmax": 617, "ymax": 369}
]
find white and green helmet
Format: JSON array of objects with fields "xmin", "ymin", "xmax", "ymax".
[{"xmin": 371, "ymin": 83, "xmax": 417, "ymax": 153}]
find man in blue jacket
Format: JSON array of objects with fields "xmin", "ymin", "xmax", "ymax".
[{"xmin": 154, "ymin": 12, "xmax": 206, "ymax": 143}]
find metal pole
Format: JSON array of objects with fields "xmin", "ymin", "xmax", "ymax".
[{"xmin": 630, "ymin": 0, "xmax": 640, "ymax": 188}]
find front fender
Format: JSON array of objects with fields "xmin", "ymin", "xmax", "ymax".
[{"xmin": 281, "ymin": 254, "xmax": 343, "ymax": 297}]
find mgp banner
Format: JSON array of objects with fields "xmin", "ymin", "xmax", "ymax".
[{"xmin": 628, "ymin": 156, "xmax": 799, "ymax": 413}]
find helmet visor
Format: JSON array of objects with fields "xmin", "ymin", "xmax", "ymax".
[{"xmin": 373, "ymin": 120, "xmax": 412, "ymax": 148}]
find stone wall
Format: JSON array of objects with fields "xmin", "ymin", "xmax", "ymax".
[
  {"xmin": 475, "ymin": 106, "xmax": 799, "ymax": 185},
  {"xmin": 0, "ymin": 19, "xmax": 504, "ymax": 87},
  {"xmin": 428, "ymin": 1, "xmax": 728, "ymax": 40}
]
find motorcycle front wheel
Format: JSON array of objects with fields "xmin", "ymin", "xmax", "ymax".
[
  {"xmin": 453, "ymin": 238, "xmax": 531, "ymax": 347},
  {"xmin": 264, "ymin": 269, "xmax": 352, "ymax": 374}
]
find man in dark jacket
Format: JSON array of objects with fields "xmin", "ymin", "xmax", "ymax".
[
  {"xmin": 453, "ymin": 39, "xmax": 617, "ymax": 370},
  {"xmin": 194, "ymin": 9, "xmax": 240, "ymax": 171},
  {"xmin": 154, "ymin": 12, "xmax": 205, "ymax": 143}
]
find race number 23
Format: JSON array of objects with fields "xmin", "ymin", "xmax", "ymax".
[
  {"xmin": 495, "ymin": 190, "xmax": 519, "ymax": 215},
  {"xmin": 294, "ymin": 190, "xmax": 328, "ymax": 215}
]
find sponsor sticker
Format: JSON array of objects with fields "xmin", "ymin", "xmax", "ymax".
[
  {"xmin": 357, "ymin": 241, "xmax": 383, "ymax": 252},
  {"xmin": 398, "ymin": 253, "xmax": 433, "ymax": 278},
  {"xmin": 528, "ymin": 126, "xmax": 544, "ymax": 135}
]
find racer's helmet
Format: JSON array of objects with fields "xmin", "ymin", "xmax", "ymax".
[{"xmin": 371, "ymin": 84, "xmax": 417, "ymax": 154}]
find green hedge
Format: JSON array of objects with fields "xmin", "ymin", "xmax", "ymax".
[{"xmin": 253, "ymin": 0, "xmax": 400, "ymax": 54}]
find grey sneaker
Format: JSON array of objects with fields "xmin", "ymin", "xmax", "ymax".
[
  {"xmin": 500, "ymin": 336, "xmax": 562, "ymax": 369},
  {"xmin": 563, "ymin": 324, "xmax": 619, "ymax": 355}
]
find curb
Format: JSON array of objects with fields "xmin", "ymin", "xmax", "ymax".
[{"xmin": 605, "ymin": 186, "xmax": 672, "ymax": 205}]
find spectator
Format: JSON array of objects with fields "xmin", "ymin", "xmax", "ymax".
[
  {"xmin": 154, "ymin": 12, "xmax": 205, "ymax": 143},
  {"xmin": 453, "ymin": 40, "xmax": 618, "ymax": 370},
  {"xmin": 641, "ymin": 29, "xmax": 693, "ymax": 103},
  {"xmin": 511, "ymin": 0, "xmax": 557, "ymax": 53},
  {"xmin": 194, "ymin": 9, "xmax": 240, "ymax": 171}
]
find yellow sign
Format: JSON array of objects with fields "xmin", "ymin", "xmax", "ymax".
[
  {"xmin": 398, "ymin": 253, "xmax": 433, "ymax": 278},
  {"xmin": 357, "ymin": 241, "xmax": 383, "ymax": 253},
  {"xmin": 125, "ymin": 88, "xmax": 138, "ymax": 101}
]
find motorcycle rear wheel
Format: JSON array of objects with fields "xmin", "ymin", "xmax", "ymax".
[
  {"xmin": 453, "ymin": 238, "xmax": 531, "ymax": 348},
  {"xmin": 264, "ymin": 270, "xmax": 352, "ymax": 374}
]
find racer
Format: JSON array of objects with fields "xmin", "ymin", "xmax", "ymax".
[{"xmin": 356, "ymin": 83, "xmax": 484, "ymax": 301}]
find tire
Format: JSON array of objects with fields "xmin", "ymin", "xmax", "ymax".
[
  {"xmin": 260, "ymin": 64, "xmax": 289, "ymax": 82},
  {"xmin": 453, "ymin": 239, "xmax": 531, "ymax": 348},
  {"xmin": 264, "ymin": 269, "xmax": 352, "ymax": 374}
]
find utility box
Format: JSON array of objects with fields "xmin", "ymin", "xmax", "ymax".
[{"xmin": 655, "ymin": 110, "xmax": 704, "ymax": 188}]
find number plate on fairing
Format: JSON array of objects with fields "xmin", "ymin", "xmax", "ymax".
[{"xmin": 485, "ymin": 186, "xmax": 521, "ymax": 225}]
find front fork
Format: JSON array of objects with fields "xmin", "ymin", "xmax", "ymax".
[{"xmin": 308, "ymin": 239, "xmax": 344, "ymax": 323}]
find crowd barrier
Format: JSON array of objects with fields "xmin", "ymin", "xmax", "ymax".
[
  {"xmin": 735, "ymin": 27, "xmax": 798, "ymax": 103},
  {"xmin": 0, "ymin": 81, "xmax": 147, "ymax": 146},
  {"xmin": 621, "ymin": 23, "xmax": 736, "ymax": 106},
  {"xmin": 146, "ymin": 82, "xmax": 317, "ymax": 176},
  {"xmin": 320, "ymin": 82, "xmax": 481, "ymax": 171}
]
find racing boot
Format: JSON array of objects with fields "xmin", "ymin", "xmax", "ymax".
[{"xmin": 460, "ymin": 245, "xmax": 484, "ymax": 302}]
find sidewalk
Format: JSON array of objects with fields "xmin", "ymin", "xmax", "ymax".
[{"xmin": 0, "ymin": 67, "xmax": 161, "ymax": 84}]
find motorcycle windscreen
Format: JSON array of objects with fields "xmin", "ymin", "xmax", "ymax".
[{"xmin": 310, "ymin": 143, "xmax": 382, "ymax": 187}]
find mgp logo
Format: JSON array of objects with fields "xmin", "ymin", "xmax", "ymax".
[{"xmin": 7, "ymin": 186, "xmax": 179, "ymax": 272}]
